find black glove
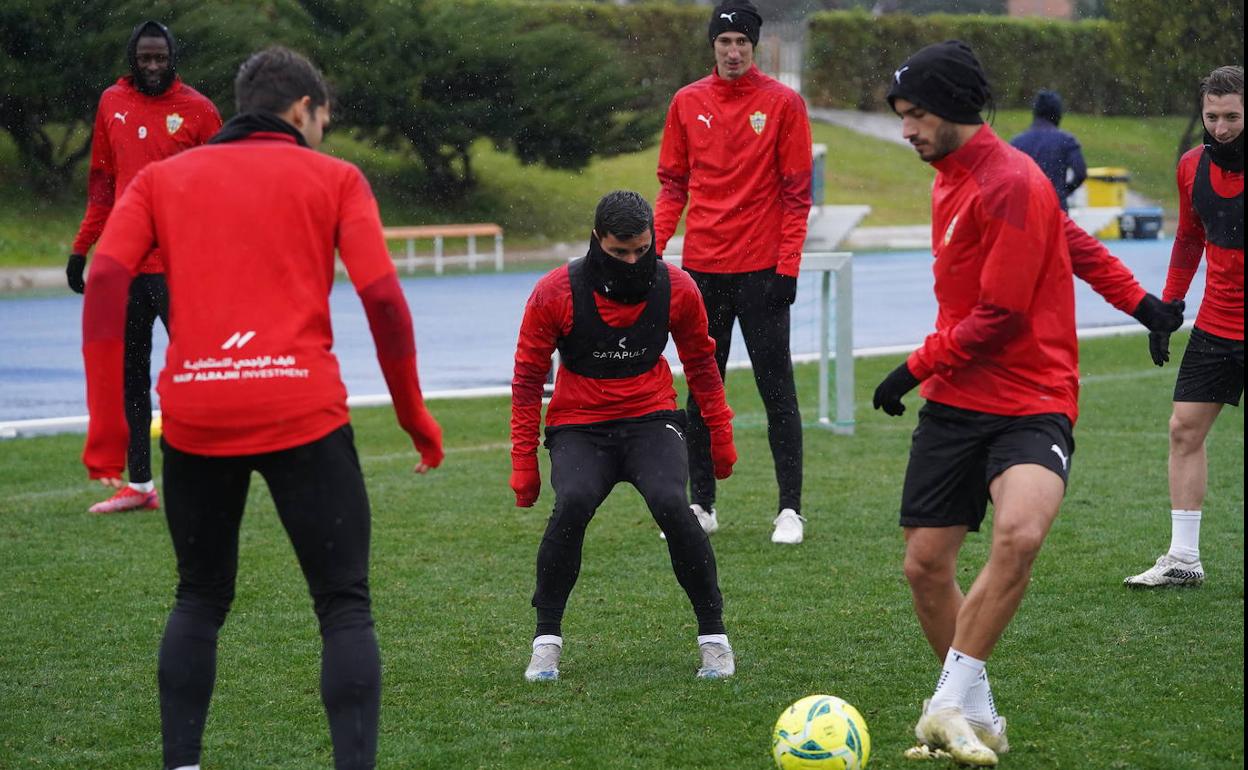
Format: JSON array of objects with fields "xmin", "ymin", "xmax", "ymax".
[
  {"xmin": 66, "ymin": 253, "xmax": 86, "ymax": 294},
  {"xmin": 767, "ymin": 272, "xmax": 797, "ymax": 309},
  {"xmin": 1131, "ymin": 294, "xmax": 1185, "ymax": 334},
  {"xmin": 873, "ymin": 362, "xmax": 921, "ymax": 417},
  {"xmin": 1148, "ymin": 332, "xmax": 1171, "ymax": 367}
]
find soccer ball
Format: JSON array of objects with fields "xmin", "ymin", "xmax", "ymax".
[{"xmin": 772, "ymin": 694, "xmax": 871, "ymax": 770}]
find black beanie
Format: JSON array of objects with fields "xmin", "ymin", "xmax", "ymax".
[
  {"xmin": 1033, "ymin": 90, "xmax": 1063, "ymax": 124},
  {"xmin": 708, "ymin": 1, "xmax": 762, "ymax": 47},
  {"xmin": 886, "ymin": 40, "xmax": 990, "ymax": 125}
]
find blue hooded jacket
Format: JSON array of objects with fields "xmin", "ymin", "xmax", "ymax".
[{"xmin": 1010, "ymin": 91, "xmax": 1087, "ymax": 211}]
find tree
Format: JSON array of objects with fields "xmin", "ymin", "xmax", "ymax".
[
  {"xmin": 0, "ymin": 0, "xmax": 312, "ymax": 194},
  {"xmin": 329, "ymin": 0, "xmax": 660, "ymax": 197},
  {"xmin": 1106, "ymin": 0, "xmax": 1244, "ymax": 115},
  {"xmin": 2, "ymin": 0, "xmax": 661, "ymax": 199}
]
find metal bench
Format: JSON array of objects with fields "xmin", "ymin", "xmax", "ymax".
[{"xmin": 382, "ymin": 223, "xmax": 504, "ymax": 274}]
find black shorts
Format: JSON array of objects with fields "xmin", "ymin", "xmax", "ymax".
[
  {"xmin": 899, "ymin": 401, "xmax": 1075, "ymax": 531},
  {"xmin": 1174, "ymin": 327, "xmax": 1245, "ymax": 406}
]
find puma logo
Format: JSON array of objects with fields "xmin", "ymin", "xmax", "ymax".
[
  {"xmin": 113, "ymin": 111, "xmax": 128, "ymax": 124},
  {"xmin": 1050, "ymin": 444, "xmax": 1069, "ymax": 471},
  {"xmin": 894, "ymin": 65, "xmax": 910, "ymax": 83},
  {"xmin": 666, "ymin": 424, "xmax": 684, "ymax": 441},
  {"xmin": 697, "ymin": 114, "xmax": 712, "ymax": 129},
  {"xmin": 719, "ymin": 12, "xmax": 737, "ymax": 21}
]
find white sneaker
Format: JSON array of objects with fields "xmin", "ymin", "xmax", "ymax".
[
  {"xmin": 695, "ymin": 641, "xmax": 735, "ymax": 679},
  {"xmin": 925, "ymin": 698, "xmax": 1009, "ymax": 755},
  {"xmin": 660, "ymin": 504, "xmax": 718, "ymax": 540},
  {"xmin": 524, "ymin": 639, "xmax": 562, "ymax": 682},
  {"xmin": 691, "ymin": 504, "xmax": 718, "ymax": 534},
  {"xmin": 1124, "ymin": 553, "xmax": 1205, "ymax": 587},
  {"xmin": 915, "ymin": 706, "xmax": 998, "ymax": 766},
  {"xmin": 771, "ymin": 508, "xmax": 805, "ymax": 544}
]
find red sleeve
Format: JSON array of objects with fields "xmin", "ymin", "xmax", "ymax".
[
  {"xmin": 776, "ymin": 92, "xmax": 813, "ymax": 277},
  {"xmin": 654, "ymin": 97, "xmax": 690, "ymax": 255},
  {"xmin": 337, "ymin": 166, "xmax": 440, "ymax": 461},
  {"xmin": 1063, "ymin": 215, "xmax": 1146, "ymax": 314},
  {"xmin": 72, "ymin": 100, "xmax": 116, "ymax": 255},
  {"xmin": 358, "ymin": 275, "xmax": 441, "ymax": 464},
  {"xmin": 1165, "ymin": 153, "xmax": 1205, "ymax": 303},
  {"xmin": 510, "ymin": 275, "xmax": 562, "ymax": 463},
  {"xmin": 82, "ymin": 170, "xmax": 162, "ymax": 477},
  {"xmin": 669, "ymin": 271, "xmax": 733, "ymax": 441},
  {"xmin": 81, "ymin": 254, "xmax": 135, "ymax": 478},
  {"xmin": 908, "ymin": 187, "xmax": 1044, "ymax": 380},
  {"xmin": 337, "ymin": 167, "xmax": 398, "ymax": 292},
  {"xmin": 93, "ymin": 169, "xmax": 158, "ymax": 274}
]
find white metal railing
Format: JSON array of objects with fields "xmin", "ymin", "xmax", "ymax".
[{"xmin": 659, "ymin": 251, "xmax": 855, "ymax": 434}]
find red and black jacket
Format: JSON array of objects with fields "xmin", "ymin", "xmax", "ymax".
[
  {"xmin": 510, "ymin": 261, "xmax": 733, "ymax": 465},
  {"xmin": 82, "ymin": 131, "xmax": 438, "ymax": 476},
  {"xmin": 1165, "ymin": 146, "xmax": 1244, "ymax": 341},
  {"xmin": 73, "ymin": 76, "xmax": 221, "ymax": 272},
  {"xmin": 655, "ymin": 65, "xmax": 812, "ymax": 277}
]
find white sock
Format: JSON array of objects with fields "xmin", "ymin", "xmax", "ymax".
[
  {"xmin": 963, "ymin": 668, "xmax": 1004, "ymax": 734},
  {"xmin": 171, "ymin": 765, "xmax": 200, "ymax": 770},
  {"xmin": 532, "ymin": 634, "xmax": 562, "ymax": 649},
  {"xmin": 928, "ymin": 648, "xmax": 985, "ymax": 713},
  {"xmin": 128, "ymin": 480, "xmax": 155, "ymax": 493},
  {"xmin": 697, "ymin": 633, "xmax": 731, "ymax": 650},
  {"xmin": 1168, "ymin": 509, "xmax": 1201, "ymax": 562}
]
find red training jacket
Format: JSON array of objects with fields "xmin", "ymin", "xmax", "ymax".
[
  {"xmin": 1164, "ymin": 146, "xmax": 1244, "ymax": 340},
  {"xmin": 82, "ymin": 132, "xmax": 438, "ymax": 476},
  {"xmin": 655, "ymin": 65, "xmax": 812, "ymax": 276},
  {"xmin": 510, "ymin": 262, "xmax": 733, "ymax": 464},
  {"xmin": 73, "ymin": 76, "xmax": 221, "ymax": 273},
  {"xmin": 907, "ymin": 125, "xmax": 1146, "ymax": 426}
]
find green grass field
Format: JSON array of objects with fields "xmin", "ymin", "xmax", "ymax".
[
  {"xmin": 0, "ymin": 332, "xmax": 1242, "ymax": 768},
  {"xmin": 0, "ymin": 111, "xmax": 1190, "ymax": 268}
]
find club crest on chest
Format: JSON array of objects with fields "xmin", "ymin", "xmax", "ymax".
[{"xmin": 749, "ymin": 111, "xmax": 767, "ymax": 135}]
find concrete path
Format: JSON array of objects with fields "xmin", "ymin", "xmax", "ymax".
[{"xmin": 811, "ymin": 107, "xmax": 912, "ymax": 148}]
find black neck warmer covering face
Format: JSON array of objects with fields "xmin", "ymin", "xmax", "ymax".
[
  {"xmin": 584, "ymin": 232, "xmax": 659, "ymax": 305},
  {"xmin": 1204, "ymin": 126, "xmax": 1245, "ymax": 173},
  {"xmin": 127, "ymin": 20, "xmax": 177, "ymax": 97}
]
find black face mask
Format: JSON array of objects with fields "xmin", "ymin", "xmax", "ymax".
[
  {"xmin": 1204, "ymin": 127, "xmax": 1245, "ymax": 173},
  {"xmin": 584, "ymin": 231, "xmax": 658, "ymax": 305}
]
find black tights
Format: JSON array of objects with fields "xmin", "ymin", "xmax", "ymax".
[
  {"xmin": 158, "ymin": 426, "xmax": 379, "ymax": 770},
  {"xmin": 684, "ymin": 268, "xmax": 803, "ymax": 512},
  {"xmin": 123, "ymin": 273, "xmax": 168, "ymax": 483},
  {"xmin": 532, "ymin": 414, "xmax": 725, "ymax": 638}
]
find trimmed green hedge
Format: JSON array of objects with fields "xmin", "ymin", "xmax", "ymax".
[
  {"xmin": 1105, "ymin": 0, "xmax": 1245, "ymax": 115},
  {"xmin": 807, "ymin": 11, "xmax": 1127, "ymax": 114}
]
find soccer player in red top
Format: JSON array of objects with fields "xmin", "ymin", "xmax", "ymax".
[
  {"xmin": 876, "ymin": 41, "xmax": 1184, "ymax": 765},
  {"xmin": 511, "ymin": 191, "xmax": 738, "ymax": 681},
  {"xmin": 81, "ymin": 47, "xmax": 443, "ymax": 770},
  {"xmin": 654, "ymin": 0, "xmax": 812, "ymax": 544},
  {"xmin": 68, "ymin": 21, "xmax": 222, "ymax": 514},
  {"xmin": 1125, "ymin": 65, "xmax": 1244, "ymax": 588}
]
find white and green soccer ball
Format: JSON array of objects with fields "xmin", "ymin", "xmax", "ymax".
[{"xmin": 772, "ymin": 694, "xmax": 871, "ymax": 770}]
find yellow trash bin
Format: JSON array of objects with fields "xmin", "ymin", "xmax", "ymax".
[{"xmin": 1085, "ymin": 167, "xmax": 1131, "ymax": 239}]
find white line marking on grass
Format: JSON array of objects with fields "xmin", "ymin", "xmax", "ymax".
[
  {"xmin": 1080, "ymin": 368, "xmax": 1174, "ymax": 384},
  {"xmin": 360, "ymin": 442, "xmax": 512, "ymax": 465}
]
